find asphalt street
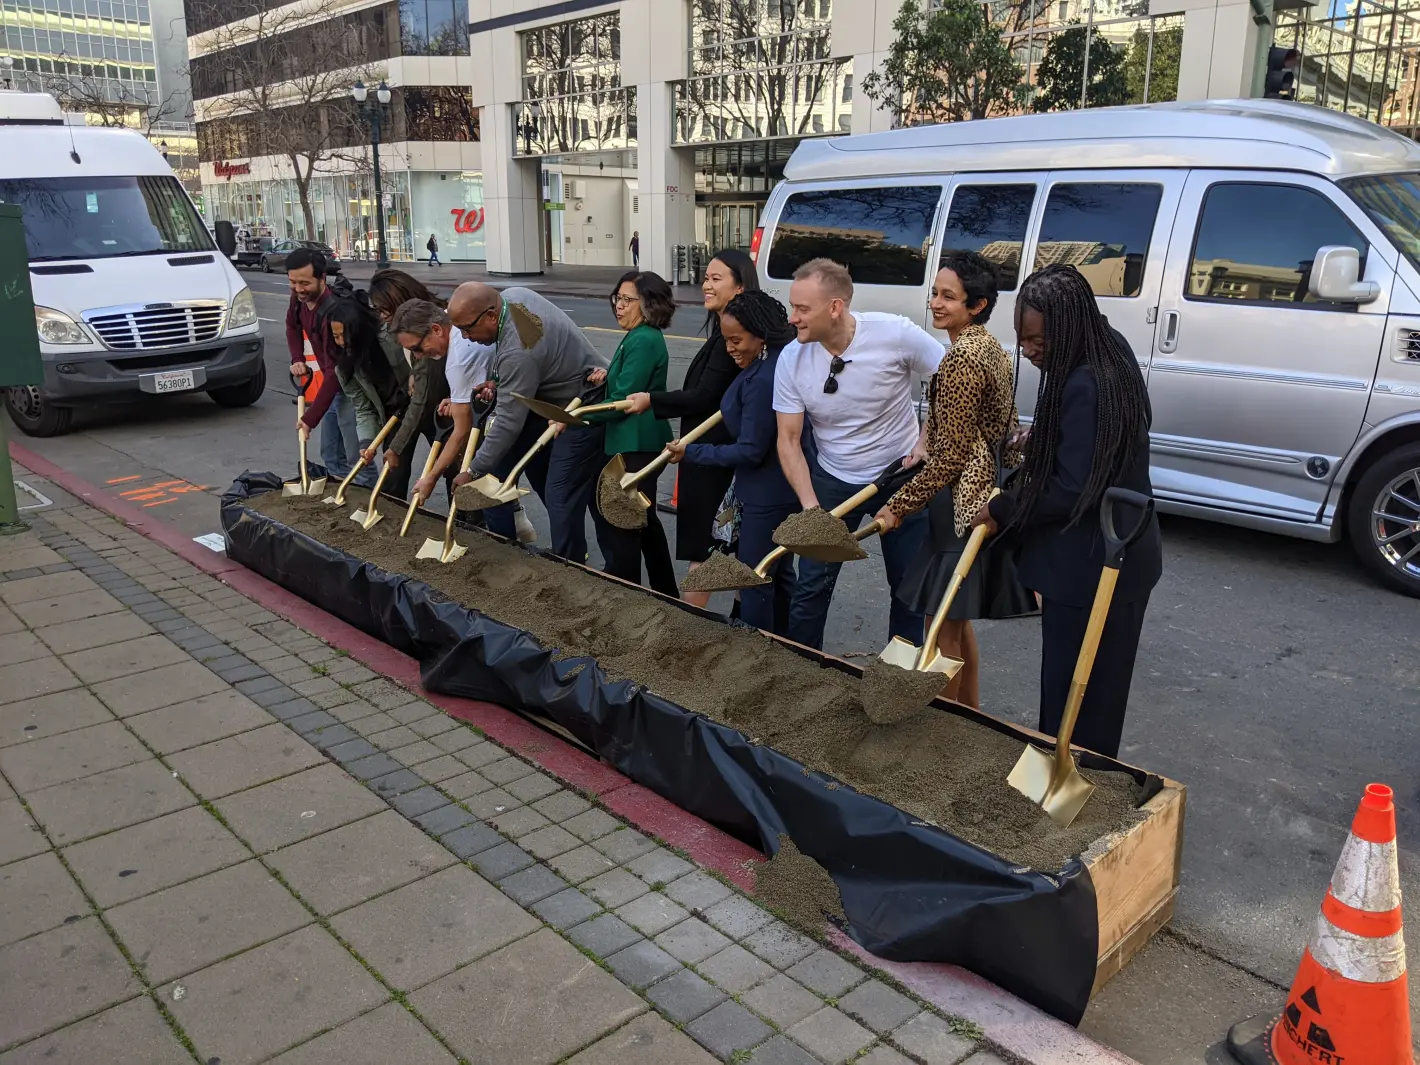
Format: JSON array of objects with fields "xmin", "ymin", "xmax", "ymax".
[{"xmin": 10, "ymin": 271, "xmax": 1420, "ymax": 1064}]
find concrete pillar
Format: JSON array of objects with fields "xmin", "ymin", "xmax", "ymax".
[
  {"xmin": 481, "ymin": 105, "xmax": 543, "ymax": 275},
  {"xmin": 839, "ymin": 0, "xmax": 902, "ymax": 134},
  {"xmin": 636, "ymin": 84, "xmax": 696, "ymax": 279},
  {"xmin": 1170, "ymin": 0, "xmax": 1265, "ymax": 100}
]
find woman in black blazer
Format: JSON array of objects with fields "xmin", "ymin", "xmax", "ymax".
[
  {"xmin": 624, "ymin": 248, "xmax": 757, "ymax": 607},
  {"xmin": 972, "ymin": 264, "xmax": 1162, "ymax": 760}
]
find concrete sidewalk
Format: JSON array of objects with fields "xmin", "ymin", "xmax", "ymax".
[
  {"xmin": 0, "ymin": 470, "xmax": 1027, "ymax": 1065},
  {"xmin": 335, "ymin": 259, "xmax": 709, "ymax": 305}
]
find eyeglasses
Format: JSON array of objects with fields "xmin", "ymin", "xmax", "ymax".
[
  {"xmin": 823, "ymin": 356, "xmax": 852, "ymax": 394},
  {"xmin": 452, "ymin": 306, "xmax": 496, "ymax": 333},
  {"xmin": 610, "ymin": 293, "xmax": 640, "ymax": 308}
]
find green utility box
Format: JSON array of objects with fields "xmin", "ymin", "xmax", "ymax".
[
  {"xmin": 0, "ymin": 204, "xmax": 40, "ymax": 388},
  {"xmin": 0, "ymin": 202, "xmax": 39, "ymax": 530}
]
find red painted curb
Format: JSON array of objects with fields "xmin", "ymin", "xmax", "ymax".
[{"xmin": 12, "ymin": 443, "xmax": 1136, "ymax": 1065}]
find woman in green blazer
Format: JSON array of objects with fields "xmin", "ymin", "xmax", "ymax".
[{"xmin": 582, "ymin": 271, "xmax": 679, "ymax": 597}]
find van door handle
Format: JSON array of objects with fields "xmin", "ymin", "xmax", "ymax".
[{"xmin": 1157, "ymin": 310, "xmax": 1180, "ymax": 354}]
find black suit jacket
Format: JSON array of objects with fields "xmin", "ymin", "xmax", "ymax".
[
  {"xmin": 988, "ymin": 360, "xmax": 1162, "ymax": 608},
  {"xmin": 648, "ymin": 332, "xmax": 738, "ymax": 445}
]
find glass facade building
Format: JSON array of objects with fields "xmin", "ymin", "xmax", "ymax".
[{"xmin": 1, "ymin": 0, "xmax": 159, "ymax": 116}]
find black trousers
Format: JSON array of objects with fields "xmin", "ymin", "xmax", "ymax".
[
  {"xmin": 1038, "ymin": 591, "xmax": 1150, "ymax": 760},
  {"xmin": 387, "ymin": 410, "xmax": 454, "ymax": 506},
  {"xmin": 599, "ymin": 451, "xmax": 679, "ymax": 599}
]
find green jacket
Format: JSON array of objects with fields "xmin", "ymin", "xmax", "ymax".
[{"xmin": 584, "ymin": 324, "xmax": 673, "ymax": 455}]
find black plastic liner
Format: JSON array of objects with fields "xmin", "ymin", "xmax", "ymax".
[{"xmin": 222, "ymin": 470, "xmax": 1162, "ymax": 1025}]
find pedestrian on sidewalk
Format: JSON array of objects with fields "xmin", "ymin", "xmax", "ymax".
[
  {"xmin": 629, "ymin": 230, "xmax": 640, "ymax": 270},
  {"xmin": 876, "ymin": 252, "xmax": 1035, "ymax": 709},
  {"xmin": 286, "ymin": 247, "xmax": 370, "ymax": 488},
  {"xmin": 970, "ymin": 263, "xmax": 1162, "ymax": 758},
  {"xmin": 622, "ymin": 249, "xmax": 753, "ymax": 608},
  {"xmin": 773, "ymin": 257, "xmax": 940, "ymax": 651},
  {"xmin": 368, "ymin": 270, "xmax": 454, "ymax": 503},
  {"xmin": 427, "ymin": 232, "xmax": 441, "ymax": 266}
]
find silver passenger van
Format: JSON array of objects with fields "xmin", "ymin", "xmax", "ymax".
[{"xmin": 754, "ymin": 99, "xmax": 1420, "ymax": 597}]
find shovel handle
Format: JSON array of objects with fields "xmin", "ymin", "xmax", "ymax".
[
  {"xmin": 855, "ymin": 518, "xmax": 886, "ymax": 542},
  {"xmin": 1054, "ymin": 566, "xmax": 1120, "ymax": 767},
  {"xmin": 918, "ymin": 523, "xmax": 991, "ymax": 671},
  {"xmin": 400, "ymin": 440, "xmax": 442, "ymax": 536},
  {"xmin": 364, "ymin": 461, "xmax": 394, "ymax": 517},
  {"xmin": 829, "ymin": 483, "xmax": 879, "ymax": 519},
  {"xmin": 503, "ymin": 398, "xmax": 582, "ymax": 489},
  {"xmin": 624, "ymin": 411, "xmax": 725, "ymax": 489},
  {"xmin": 576, "ymin": 399, "xmax": 636, "ymax": 417},
  {"xmin": 458, "ymin": 426, "xmax": 481, "ymax": 474},
  {"xmin": 369, "ymin": 415, "xmax": 400, "ymax": 451},
  {"xmin": 296, "ymin": 396, "xmax": 309, "ymax": 490},
  {"xmin": 753, "ymin": 544, "xmax": 788, "ymax": 577},
  {"xmin": 1101, "ymin": 487, "xmax": 1154, "ymax": 568}
]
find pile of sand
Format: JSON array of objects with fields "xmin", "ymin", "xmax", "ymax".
[
  {"xmin": 754, "ymin": 836, "xmax": 847, "ymax": 930},
  {"xmin": 772, "ymin": 507, "xmax": 865, "ymax": 559},
  {"xmin": 597, "ymin": 471, "xmax": 650, "ymax": 530},
  {"xmin": 249, "ymin": 490, "xmax": 1146, "ymax": 872},
  {"xmin": 682, "ymin": 551, "xmax": 765, "ymax": 592}
]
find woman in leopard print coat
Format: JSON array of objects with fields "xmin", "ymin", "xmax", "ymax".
[{"xmin": 873, "ymin": 250, "xmax": 1035, "ymax": 708}]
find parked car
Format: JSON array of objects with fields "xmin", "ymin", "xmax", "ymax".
[
  {"xmin": 756, "ymin": 99, "xmax": 1420, "ymax": 597},
  {"xmin": 1, "ymin": 91, "xmax": 264, "ymax": 437},
  {"xmin": 261, "ymin": 239, "xmax": 340, "ymax": 273}
]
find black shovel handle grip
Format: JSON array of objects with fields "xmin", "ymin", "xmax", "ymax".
[
  {"xmin": 1101, "ymin": 487, "xmax": 1154, "ymax": 569},
  {"xmin": 872, "ymin": 457, "xmax": 918, "ymax": 497}
]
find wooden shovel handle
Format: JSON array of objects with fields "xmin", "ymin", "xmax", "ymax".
[
  {"xmin": 369, "ymin": 415, "xmax": 400, "ymax": 450},
  {"xmin": 917, "ymin": 489, "xmax": 998, "ymax": 670},
  {"xmin": 576, "ymin": 399, "xmax": 636, "ymax": 417},
  {"xmin": 504, "ymin": 398, "xmax": 582, "ymax": 488},
  {"xmin": 457, "ymin": 426, "xmax": 481, "ymax": 474},
  {"xmin": 1054, "ymin": 566, "xmax": 1119, "ymax": 769},
  {"xmin": 625, "ymin": 411, "xmax": 726, "ymax": 489},
  {"xmin": 296, "ymin": 395, "xmax": 309, "ymax": 489},
  {"xmin": 829, "ymin": 483, "xmax": 879, "ymax": 519}
]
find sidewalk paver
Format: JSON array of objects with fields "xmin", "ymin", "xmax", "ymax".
[{"xmin": 0, "ymin": 470, "xmax": 1011, "ymax": 1065}]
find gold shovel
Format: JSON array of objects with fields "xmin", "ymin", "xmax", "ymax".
[
  {"xmin": 350, "ymin": 455, "xmax": 398, "ymax": 531},
  {"xmin": 456, "ymin": 398, "xmax": 584, "ymax": 510},
  {"xmin": 282, "ymin": 396, "xmax": 328, "ymax": 497},
  {"xmin": 398, "ymin": 440, "xmax": 443, "ymax": 536},
  {"xmin": 598, "ymin": 411, "xmax": 725, "ymax": 530},
  {"xmin": 416, "ymin": 426, "xmax": 483, "ymax": 563},
  {"xmin": 1007, "ymin": 487, "xmax": 1156, "ymax": 827},
  {"xmin": 877, "ymin": 491, "xmax": 998, "ymax": 677},
  {"xmin": 513, "ymin": 393, "xmax": 634, "ymax": 426},
  {"xmin": 771, "ymin": 459, "xmax": 919, "ymax": 558},
  {"xmin": 324, "ymin": 415, "xmax": 400, "ymax": 507}
]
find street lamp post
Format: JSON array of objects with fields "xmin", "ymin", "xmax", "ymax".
[{"xmin": 352, "ymin": 79, "xmax": 392, "ymax": 268}]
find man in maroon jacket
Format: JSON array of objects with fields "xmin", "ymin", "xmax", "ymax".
[{"xmin": 284, "ymin": 247, "xmax": 370, "ymax": 486}]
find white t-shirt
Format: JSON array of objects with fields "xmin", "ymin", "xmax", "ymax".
[
  {"xmin": 772, "ymin": 311, "xmax": 944, "ymax": 485},
  {"xmin": 444, "ymin": 327, "xmax": 493, "ymax": 405}
]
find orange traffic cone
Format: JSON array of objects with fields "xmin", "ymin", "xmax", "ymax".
[{"xmin": 1229, "ymin": 783, "xmax": 1413, "ymax": 1065}]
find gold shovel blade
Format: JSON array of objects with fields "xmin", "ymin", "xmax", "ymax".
[
  {"xmin": 793, "ymin": 540, "xmax": 870, "ymax": 564},
  {"xmin": 415, "ymin": 536, "xmax": 446, "ymax": 560},
  {"xmin": 281, "ymin": 480, "xmax": 305, "ymax": 497},
  {"xmin": 441, "ymin": 541, "xmax": 467, "ymax": 563},
  {"xmin": 877, "ymin": 636, "xmax": 920, "ymax": 670},
  {"xmin": 350, "ymin": 501, "xmax": 384, "ymax": 530},
  {"xmin": 513, "ymin": 393, "xmax": 590, "ymax": 426},
  {"xmin": 1006, "ymin": 745, "xmax": 1096, "ymax": 828},
  {"xmin": 456, "ymin": 475, "xmax": 527, "ymax": 510},
  {"xmin": 305, "ymin": 476, "xmax": 328, "ymax": 497}
]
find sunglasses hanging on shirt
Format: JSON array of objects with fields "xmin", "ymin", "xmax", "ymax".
[{"xmin": 823, "ymin": 356, "xmax": 852, "ymax": 394}]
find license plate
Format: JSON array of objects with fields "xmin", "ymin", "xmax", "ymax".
[{"xmin": 152, "ymin": 369, "xmax": 196, "ymax": 393}]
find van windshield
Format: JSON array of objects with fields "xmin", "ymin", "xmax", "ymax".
[
  {"xmin": 1342, "ymin": 172, "xmax": 1420, "ymax": 271},
  {"xmin": 0, "ymin": 174, "xmax": 213, "ymax": 262}
]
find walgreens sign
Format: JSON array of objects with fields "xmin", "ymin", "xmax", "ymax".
[{"xmin": 450, "ymin": 207, "xmax": 485, "ymax": 234}]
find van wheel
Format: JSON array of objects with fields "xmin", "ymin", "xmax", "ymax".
[
  {"xmin": 1347, "ymin": 442, "xmax": 1420, "ymax": 598},
  {"xmin": 208, "ymin": 363, "xmax": 266, "ymax": 408},
  {"xmin": 4, "ymin": 386, "xmax": 72, "ymax": 437}
]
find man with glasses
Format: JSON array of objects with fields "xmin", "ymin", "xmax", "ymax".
[
  {"xmin": 409, "ymin": 283, "xmax": 611, "ymax": 563},
  {"xmin": 773, "ymin": 257, "xmax": 943, "ymax": 651}
]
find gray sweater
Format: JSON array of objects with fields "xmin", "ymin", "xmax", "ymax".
[{"xmin": 470, "ymin": 287, "xmax": 607, "ymax": 477}]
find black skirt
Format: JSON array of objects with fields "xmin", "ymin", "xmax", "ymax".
[
  {"xmin": 675, "ymin": 461, "xmax": 736, "ymax": 563},
  {"xmin": 896, "ymin": 489, "xmax": 1037, "ymax": 621}
]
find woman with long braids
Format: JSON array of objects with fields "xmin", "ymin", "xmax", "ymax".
[
  {"xmin": 666, "ymin": 290, "xmax": 800, "ymax": 634},
  {"xmin": 971, "ymin": 263, "xmax": 1162, "ymax": 759}
]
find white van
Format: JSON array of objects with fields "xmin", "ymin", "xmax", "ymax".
[
  {"xmin": 0, "ymin": 91, "xmax": 263, "ymax": 436},
  {"xmin": 756, "ymin": 99, "xmax": 1420, "ymax": 598}
]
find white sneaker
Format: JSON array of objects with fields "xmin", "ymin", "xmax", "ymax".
[{"xmin": 514, "ymin": 508, "xmax": 537, "ymax": 544}]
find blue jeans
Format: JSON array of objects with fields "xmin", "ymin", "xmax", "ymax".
[
  {"xmin": 737, "ymin": 500, "xmax": 799, "ymax": 635},
  {"xmin": 320, "ymin": 391, "xmax": 371, "ymax": 488},
  {"xmin": 786, "ymin": 464, "xmax": 927, "ymax": 651}
]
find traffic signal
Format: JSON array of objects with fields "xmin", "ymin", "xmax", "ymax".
[{"xmin": 1265, "ymin": 46, "xmax": 1300, "ymax": 99}]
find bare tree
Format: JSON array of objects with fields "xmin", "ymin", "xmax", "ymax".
[
  {"xmin": 681, "ymin": 0, "xmax": 844, "ymax": 140},
  {"xmin": 188, "ymin": 0, "xmax": 380, "ymax": 238},
  {"xmin": 39, "ymin": 69, "xmax": 189, "ymax": 131}
]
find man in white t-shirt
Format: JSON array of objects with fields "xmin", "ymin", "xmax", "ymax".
[{"xmin": 773, "ymin": 257, "xmax": 942, "ymax": 650}]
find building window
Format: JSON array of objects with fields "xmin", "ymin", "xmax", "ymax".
[
  {"xmin": 403, "ymin": 87, "xmax": 479, "ymax": 142},
  {"xmin": 1034, "ymin": 182, "xmax": 1163, "ymax": 297},
  {"xmin": 767, "ymin": 185, "xmax": 944, "ymax": 286},
  {"xmin": 941, "ymin": 184, "xmax": 1038, "ymax": 290},
  {"xmin": 517, "ymin": 12, "xmax": 632, "ymax": 155},
  {"xmin": 1188, "ymin": 182, "xmax": 1366, "ymax": 308}
]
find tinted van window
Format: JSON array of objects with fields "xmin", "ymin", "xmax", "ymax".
[
  {"xmin": 1034, "ymin": 182, "xmax": 1163, "ymax": 297},
  {"xmin": 767, "ymin": 185, "xmax": 943, "ymax": 286},
  {"xmin": 940, "ymin": 184, "xmax": 1037, "ymax": 290},
  {"xmin": 1189, "ymin": 182, "xmax": 1367, "ymax": 308}
]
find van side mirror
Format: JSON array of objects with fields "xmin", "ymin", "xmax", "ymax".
[
  {"xmin": 1309, "ymin": 246, "xmax": 1379, "ymax": 304},
  {"xmin": 214, "ymin": 220, "xmax": 236, "ymax": 257}
]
